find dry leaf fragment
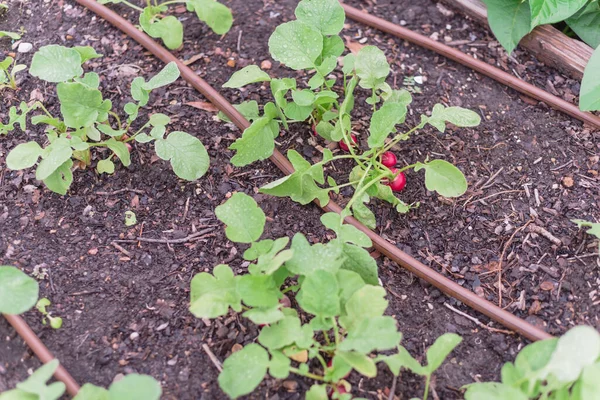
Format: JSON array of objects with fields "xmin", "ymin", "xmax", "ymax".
[
  {"xmin": 562, "ymin": 176, "xmax": 574, "ymax": 187},
  {"xmin": 540, "ymin": 281, "xmax": 555, "ymax": 291},
  {"xmin": 186, "ymin": 101, "xmax": 219, "ymax": 113},
  {"xmin": 344, "ymin": 35, "xmax": 365, "ymax": 55}
]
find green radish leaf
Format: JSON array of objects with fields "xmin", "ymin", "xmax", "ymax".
[
  {"xmin": 97, "ymin": 159, "xmax": 115, "ymax": 174},
  {"xmin": 339, "ymin": 285, "xmax": 387, "ymax": 331},
  {"xmin": 140, "ymin": 7, "xmax": 183, "ymax": 50},
  {"xmin": 580, "ymin": 46, "xmax": 600, "ymax": 111},
  {"xmin": 342, "ymin": 53, "xmax": 356, "ymax": 75},
  {"xmin": 0, "ymin": 102, "xmax": 31, "ymax": 134},
  {"xmin": 96, "ymin": 124, "xmax": 126, "ymax": 137},
  {"xmin": 291, "ymin": 89, "xmax": 316, "ymax": 106},
  {"xmin": 15, "ymin": 359, "xmax": 65, "ymax": 400},
  {"xmin": 215, "ymin": 192, "xmax": 266, "ymax": 243},
  {"xmin": 337, "ymin": 269, "xmax": 366, "ymax": 311},
  {"xmin": 337, "ymin": 351, "xmax": 377, "ymax": 378},
  {"xmin": 316, "ymin": 120, "xmax": 335, "ymax": 140},
  {"xmin": 320, "ymin": 212, "xmax": 372, "ymax": 247},
  {"xmin": 295, "ymin": 0, "xmax": 345, "ymax": 35},
  {"xmin": 368, "ymin": 101, "xmax": 407, "ymax": 148},
  {"xmin": 229, "ymin": 117, "xmax": 279, "ymax": 166},
  {"xmin": 187, "ymin": 0, "xmax": 233, "ymax": 35},
  {"xmin": 306, "ymin": 385, "xmax": 328, "ymax": 400},
  {"xmin": 144, "ymin": 62, "xmax": 180, "ymax": 91},
  {"xmin": 572, "ymin": 219, "xmax": 600, "ymax": 251},
  {"xmin": 414, "ymin": 159, "xmax": 468, "ymax": 198},
  {"xmin": 218, "ymin": 101, "xmax": 260, "ymax": 123},
  {"xmin": 322, "ymin": 35, "xmax": 345, "ymax": 59},
  {"xmin": 6, "ymin": 142, "xmax": 43, "ymax": 170},
  {"xmin": 36, "ymin": 138, "xmax": 72, "ymax": 181},
  {"xmin": 355, "ymin": 46, "xmax": 390, "ymax": 90},
  {"xmin": 269, "ymin": 350, "xmax": 291, "ymax": 379},
  {"xmin": 297, "ymin": 270, "xmax": 340, "ymax": 317},
  {"xmin": 571, "ymin": 363, "xmax": 600, "ymax": 399},
  {"xmin": 424, "ymin": 333, "xmax": 462, "ymax": 374},
  {"xmin": 340, "ymin": 243, "xmax": 379, "ymax": 285},
  {"xmin": 0, "ymin": 266, "xmax": 39, "ymax": 315},
  {"xmin": 243, "ymin": 239, "xmax": 275, "ymax": 261},
  {"xmin": 258, "ymin": 315, "xmax": 314, "ymax": 350},
  {"xmin": 243, "ymin": 307, "xmax": 285, "ymax": 325},
  {"xmin": 377, "ymin": 346, "xmax": 425, "ymax": 376},
  {"xmin": 482, "ymin": 0, "xmax": 532, "ymax": 54},
  {"xmin": 30, "ymin": 45, "xmax": 83, "ymax": 83},
  {"xmin": 324, "ymin": 355, "xmax": 353, "ymax": 382},
  {"xmin": 383, "ymin": 88, "xmax": 413, "ymax": 106},
  {"xmin": 72, "ymin": 383, "xmax": 109, "ymax": 400},
  {"xmin": 223, "ymin": 65, "xmax": 271, "ymax": 88},
  {"xmin": 0, "ymin": 31, "xmax": 21, "ymax": 40},
  {"xmin": 124, "ymin": 211, "xmax": 137, "ymax": 226},
  {"xmin": 426, "ymin": 104, "xmax": 481, "ymax": 133},
  {"xmin": 464, "ymin": 382, "xmax": 529, "ymax": 400},
  {"xmin": 189, "ymin": 264, "xmax": 242, "ymax": 318},
  {"xmin": 352, "ymin": 194, "xmax": 376, "ymax": 230},
  {"xmin": 154, "ymin": 131, "xmax": 209, "ymax": 180},
  {"xmin": 43, "ymin": 159, "xmax": 73, "ymax": 195},
  {"xmin": 149, "ymin": 113, "xmax": 171, "ymax": 126},
  {"xmin": 284, "ymin": 101, "xmax": 313, "ymax": 121},
  {"xmin": 268, "ymin": 21, "xmax": 323, "ymax": 70},
  {"xmin": 285, "ymin": 233, "xmax": 344, "ymax": 275},
  {"xmin": 250, "ymin": 237, "xmax": 293, "ymax": 275},
  {"xmin": 529, "ymin": 0, "xmax": 587, "ymax": 28},
  {"xmin": 566, "ymin": 2, "xmax": 600, "ymax": 48},
  {"xmin": 73, "ymin": 46, "xmax": 103, "ymax": 63},
  {"xmin": 339, "ymin": 316, "xmax": 401, "ymax": 353},
  {"xmin": 57, "ymin": 82, "xmax": 110, "ymax": 128},
  {"xmin": 75, "ymin": 72, "xmax": 100, "ymax": 89},
  {"xmin": 237, "ymin": 274, "xmax": 281, "ymax": 308},
  {"xmin": 106, "ymin": 139, "xmax": 131, "ymax": 167},
  {"xmin": 108, "ymin": 375, "xmax": 161, "ymax": 400}
]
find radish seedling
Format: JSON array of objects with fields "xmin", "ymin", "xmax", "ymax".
[
  {"xmin": 0, "ymin": 56, "xmax": 26, "ymax": 90},
  {"xmin": 36, "ymin": 298, "xmax": 63, "ymax": 330},
  {"xmin": 2, "ymin": 45, "xmax": 210, "ymax": 195}
]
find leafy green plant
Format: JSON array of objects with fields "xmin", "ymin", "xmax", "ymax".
[
  {"xmin": 98, "ymin": 0, "xmax": 233, "ymax": 49},
  {"xmin": 0, "ymin": 266, "xmax": 39, "ymax": 315},
  {"xmin": 0, "ymin": 56, "xmax": 26, "ymax": 90},
  {"xmin": 572, "ymin": 219, "xmax": 600, "ymax": 251},
  {"xmin": 36, "ymin": 298, "xmax": 63, "ymax": 330},
  {"xmin": 189, "ymin": 193, "xmax": 462, "ymax": 399},
  {"xmin": 482, "ymin": 0, "xmax": 600, "ymax": 111},
  {"xmin": 0, "ymin": 360, "xmax": 66, "ymax": 400},
  {"xmin": 464, "ymin": 325, "xmax": 600, "ymax": 399},
  {"xmin": 220, "ymin": 0, "xmax": 480, "ymax": 229},
  {"xmin": 2, "ymin": 45, "xmax": 210, "ymax": 195}
]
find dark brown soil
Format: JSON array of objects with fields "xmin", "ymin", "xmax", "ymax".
[{"xmin": 1, "ymin": 0, "xmax": 598, "ymax": 399}]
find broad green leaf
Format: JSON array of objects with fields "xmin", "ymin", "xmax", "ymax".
[
  {"xmin": 580, "ymin": 46, "xmax": 600, "ymax": 111},
  {"xmin": 529, "ymin": 0, "xmax": 587, "ymax": 27},
  {"xmin": 149, "ymin": 113, "xmax": 171, "ymax": 126},
  {"xmin": 237, "ymin": 274, "xmax": 281, "ymax": 308},
  {"xmin": 131, "ymin": 77, "xmax": 150, "ymax": 107},
  {"xmin": 223, "ymin": 65, "xmax": 271, "ymax": 88},
  {"xmin": 377, "ymin": 346, "xmax": 424, "ymax": 376},
  {"xmin": 97, "ymin": 124, "xmax": 126, "ymax": 137},
  {"xmin": 75, "ymin": 72, "xmax": 100, "ymax": 89},
  {"xmin": 0, "ymin": 266, "xmax": 39, "ymax": 315},
  {"xmin": 7, "ymin": 142, "xmax": 43, "ymax": 170},
  {"xmin": 324, "ymin": 355, "xmax": 353, "ymax": 382},
  {"xmin": 284, "ymin": 101, "xmax": 313, "ymax": 121},
  {"xmin": 269, "ymin": 350, "xmax": 291, "ymax": 379},
  {"xmin": 426, "ymin": 104, "xmax": 481, "ymax": 133},
  {"xmin": 483, "ymin": 0, "xmax": 532, "ymax": 54},
  {"xmin": 229, "ymin": 117, "xmax": 278, "ymax": 166},
  {"xmin": 218, "ymin": 101, "xmax": 260, "ymax": 123},
  {"xmin": 425, "ymin": 333, "xmax": 462, "ymax": 373},
  {"xmin": 340, "ymin": 243, "xmax": 379, "ymax": 285},
  {"xmin": 414, "ymin": 160, "xmax": 467, "ymax": 198},
  {"xmin": 139, "ymin": 7, "xmax": 183, "ymax": 50},
  {"xmin": 292, "ymin": 89, "xmax": 316, "ymax": 106},
  {"xmin": 258, "ymin": 316, "xmax": 313, "ymax": 349},
  {"xmin": 250, "ymin": 237, "xmax": 293, "ymax": 275},
  {"xmin": 106, "ymin": 139, "xmax": 131, "ymax": 167},
  {"xmin": 464, "ymin": 383, "xmax": 529, "ymax": 400},
  {"xmin": 339, "ymin": 316, "xmax": 401, "ymax": 353},
  {"xmin": 187, "ymin": 0, "xmax": 233, "ymax": 35},
  {"xmin": 144, "ymin": 62, "xmax": 180, "ymax": 90},
  {"xmin": 73, "ymin": 46, "xmax": 103, "ymax": 63},
  {"xmin": 285, "ymin": 233, "xmax": 344, "ymax": 275},
  {"xmin": 57, "ymin": 82, "xmax": 109, "ymax": 128},
  {"xmin": 295, "ymin": 0, "xmax": 345, "ymax": 35},
  {"xmin": 323, "ymin": 35, "xmax": 345, "ymax": 59},
  {"xmin": 355, "ymin": 46, "xmax": 390, "ymax": 90},
  {"xmin": 337, "ymin": 351, "xmax": 377, "ymax": 378},
  {"xmin": 30, "ymin": 45, "xmax": 83, "ymax": 83},
  {"xmin": 189, "ymin": 264, "xmax": 242, "ymax": 318},
  {"xmin": 297, "ymin": 270, "xmax": 340, "ymax": 317},
  {"xmin": 316, "ymin": 120, "xmax": 335, "ymax": 140},
  {"xmin": 507, "ymin": 338, "xmax": 557, "ymax": 386},
  {"xmin": 566, "ymin": 2, "xmax": 600, "ymax": 48},
  {"xmin": 72, "ymin": 383, "xmax": 109, "ymax": 400},
  {"xmin": 306, "ymin": 384, "xmax": 328, "ymax": 400},
  {"xmin": 108, "ymin": 375, "xmax": 161, "ymax": 400},
  {"xmin": 243, "ymin": 239, "xmax": 275, "ymax": 261},
  {"xmin": 43, "ymin": 159, "xmax": 73, "ymax": 195},
  {"xmin": 352, "ymin": 194, "xmax": 376, "ymax": 230},
  {"xmin": 36, "ymin": 138, "xmax": 72, "ymax": 181},
  {"xmin": 368, "ymin": 101, "xmax": 407, "ymax": 148},
  {"xmin": 243, "ymin": 307, "xmax": 285, "ymax": 325},
  {"xmin": 268, "ymin": 21, "xmax": 323, "ymax": 70},
  {"xmin": 337, "ymin": 269, "xmax": 366, "ymax": 312},
  {"xmin": 215, "ymin": 192, "xmax": 266, "ymax": 243},
  {"xmin": 572, "ymin": 363, "xmax": 600, "ymax": 399},
  {"xmin": 154, "ymin": 131, "xmax": 209, "ymax": 180},
  {"xmin": 320, "ymin": 212, "xmax": 372, "ymax": 248},
  {"xmin": 383, "ymin": 88, "xmax": 413, "ymax": 106},
  {"xmin": 339, "ymin": 285, "xmax": 387, "ymax": 331},
  {"xmin": 16, "ymin": 360, "xmax": 65, "ymax": 400},
  {"xmin": 97, "ymin": 159, "xmax": 115, "ymax": 174},
  {"xmin": 0, "ymin": 102, "xmax": 31, "ymax": 134}
]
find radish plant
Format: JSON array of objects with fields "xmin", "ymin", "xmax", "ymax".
[
  {"xmin": 98, "ymin": 0, "xmax": 233, "ymax": 49},
  {"xmin": 221, "ymin": 0, "xmax": 480, "ymax": 228},
  {"xmin": 0, "ymin": 56, "xmax": 26, "ymax": 90},
  {"xmin": 2, "ymin": 45, "xmax": 209, "ymax": 195},
  {"xmin": 0, "ymin": 266, "xmax": 39, "ymax": 315},
  {"xmin": 190, "ymin": 193, "xmax": 462, "ymax": 399}
]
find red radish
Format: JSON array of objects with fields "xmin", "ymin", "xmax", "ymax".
[
  {"xmin": 387, "ymin": 167, "xmax": 407, "ymax": 192},
  {"xmin": 312, "ymin": 124, "xmax": 317, "ymax": 137},
  {"xmin": 339, "ymin": 134, "xmax": 357, "ymax": 152},
  {"xmin": 125, "ymin": 143, "xmax": 133, "ymax": 153},
  {"xmin": 381, "ymin": 151, "xmax": 397, "ymax": 167}
]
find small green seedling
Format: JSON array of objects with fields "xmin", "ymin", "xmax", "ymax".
[
  {"xmin": 36, "ymin": 298, "xmax": 63, "ymax": 330},
  {"xmin": 125, "ymin": 210, "xmax": 137, "ymax": 226},
  {"xmin": 573, "ymin": 219, "xmax": 600, "ymax": 252},
  {"xmin": 190, "ymin": 193, "xmax": 461, "ymax": 399},
  {"xmin": 221, "ymin": 0, "xmax": 480, "ymax": 229},
  {"xmin": 2, "ymin": 45, "xmax": 210, "ymax": 195},
  {"xmin": 98, "ymin": 0, "xmax": 233, "ymax": 49},
  {"xmin": 0, "ymin": 56, "xmax": 26, "ymax": 90}
]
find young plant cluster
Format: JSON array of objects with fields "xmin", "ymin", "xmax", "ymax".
[
  {"xmin": 221, "ymin": 0, "xmax": 480, "ymax": 229},
  {"xmin": 99, "ymin": 0, "xmax": 233, "ymax": 49},
  {"xmin": 1, "ymin": 45, "xmax": 209, "ymax": 195},
  {"xmin": 483, "ymin": 0, "xmax": 600, "ymax": 111},
  {"xmin": 0, "ymin": 56, "xmax": 26, "ymax": 90},
  {"xmin": 189, "ymin": 193, "xmax": 463, "ymax": 399}
]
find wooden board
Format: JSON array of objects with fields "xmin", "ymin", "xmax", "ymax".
[{"xmin": 440, "ymin": 0, "xmax": 594, "ymax": 79}]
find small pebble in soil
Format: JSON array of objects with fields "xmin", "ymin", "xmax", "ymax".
[{"xmin": 17, "ymin": 42, "xmax": 33, "ymax": 53}]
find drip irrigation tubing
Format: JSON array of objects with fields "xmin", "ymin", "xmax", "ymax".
[
  {"xmin": 74, "ymin": 0, "xmax": 553, "ymax": 343},
  {"xmin": 341, "ymin": 3, "xmax": 600, "ymax": 130},
  {"xmin": 2, "ymin": 314, "xmax": 80, "ymax": 396}
]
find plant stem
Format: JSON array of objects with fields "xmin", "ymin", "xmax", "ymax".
[
  {"xmin": 108, "ymin": 111, "xmax": 123, "ymax": 131},
  {"xmin": 158, "ymin": 0, "xmax": 187, "ymax": 7},
  {"xmin": 345, "ymin": 171, "xmax": 387, "ymax": 211},
  {"xmin": 332, "ymin": 317, "xmax": 340, "ymax": 346},
  {"xmin": 281, "ymin": 285, "xmax": 299, "ymax": 294},
  {"xmin": 122, "ymin": 0, "xmax": 145, "ymax": 11},
  {"xmin": 323, "ymin": 332, "xmax": 331, "ymax": 346},
  {"xmin": 423, "ymin": 374, "xmax": 431, "ymax": 400},
  {"xmin": 378, "ymin": 124, "xmax": 420, "ymax": 156},
  {"xmin": 315, "ymin": 353, "xmax": 328, "ymax": 370},
  {"xmin": 289, "ymin": 367, "xmax": 325, "ymax": 381},
  {"xmin": 327, "ymin": 179, "xmax": 362, "ymax": 191}
]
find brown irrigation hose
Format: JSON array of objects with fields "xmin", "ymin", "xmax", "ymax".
[
  {"xmin": 3, "ymin": 314, "xmax": 80, "ymax": 396},
  {"xmin": 75, "ymin": 0, "xmax": 553, "ymax": 343},
  {"xmin": 342, "ymin": 3, "xmax": 600, "ymax": 129}
]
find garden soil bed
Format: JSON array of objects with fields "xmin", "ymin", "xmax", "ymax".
[{"xmin": 1, "ymin": 0, "xmax": 599, "ymax": 399}]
